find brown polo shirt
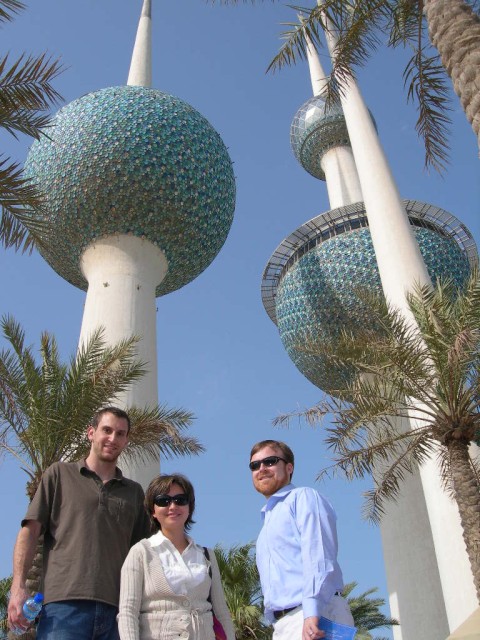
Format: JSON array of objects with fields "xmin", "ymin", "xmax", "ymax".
[{"xmin": 23, "ymin": 460, "xmax": 151, "ymax": 607}]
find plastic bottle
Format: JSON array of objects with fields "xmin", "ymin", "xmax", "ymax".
[{"xmin": 12, "ymin": 592, "xmax": 44, "ymax": 635}]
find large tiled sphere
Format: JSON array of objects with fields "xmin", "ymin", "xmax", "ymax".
[
  {"xmin": 274, "ymin": 215, "xmax": 472, "ymax": 393},
  {"xmin": 290, "ymin": 95, "xmax": 349, "ymax": 180},
  {"xmin": 24, "ymin": 85, "xmax": 236, "ymax": 296}
]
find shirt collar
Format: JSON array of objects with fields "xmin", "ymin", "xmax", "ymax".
[
  {"xmin": 77, "ymin": 459, "xmax": 124, "ymax": 482},
  {"xmin": 261, "ymin": 483, "xmax": 295, "ymax": 515},
  {"xmin": 149, "ymin": 530, "xmax": 194, "ymax": 550}
]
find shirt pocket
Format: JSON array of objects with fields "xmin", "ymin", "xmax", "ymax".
[{"xmin": 105, "ymin": 494, "xmax": 136, "ymax": 533}]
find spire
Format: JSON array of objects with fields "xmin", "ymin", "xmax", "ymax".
[
  {"xmin": 127, "ymin": 0, "xmax": 152, "ymax": 87},
  {"xmin": 304, "ymin": 29, "xmax": 328, "ymax": 96}
]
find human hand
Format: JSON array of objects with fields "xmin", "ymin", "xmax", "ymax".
[
  {"xmin": 8, "ymin": 586, "xmax": 29, "ymax": 635},
  {"xmin": 302, "ymin": 616, "xmax": 325, "ymax": 640}
]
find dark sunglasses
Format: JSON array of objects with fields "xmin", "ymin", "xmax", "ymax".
[
  {"xmin": 154, "ymin": 493, "xmax": 189, "ymax": 507},
  {"xmin": 249, "ymin": 456, "xmax": 288, "ymax": 472}
]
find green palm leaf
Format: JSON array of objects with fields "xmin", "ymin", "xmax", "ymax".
[
  {"xmin": 214, "ymin": 543, "xmax": 272, "ymax": 640},
  {"xmin": 0, "ymin": 316, "xmax": 200, "ymax": 499},
  {"xmin": 0, "ymin": 0, "xmax": 23, "ymax": 24},
  {"xmin": 343, "ymin": 581, "xmax": 399, "ymax": 638},
  {"xmin": 0, "ymin": 3, "xmax": 63, "ymax": 251},
  {"xmin": 0, "ymin": 53, "xmax": 63, "ymax": 134},
  {"xmin": 274, "ymin": 270, "xmax": 480, "ymax": 594}
]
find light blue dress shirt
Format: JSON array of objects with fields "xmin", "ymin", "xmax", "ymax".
[{"xmin": 256, "ymin": 483, "xmax": 344, "ymax": 621}]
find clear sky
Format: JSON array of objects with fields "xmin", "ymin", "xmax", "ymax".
[{"xmin": 0, "ymin": 2, "xmax": 478, "ymax": 636}]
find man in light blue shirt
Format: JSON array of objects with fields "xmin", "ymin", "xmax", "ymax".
[{"xmin": 250, "ymin": 439, "xmax": 353, "ymax": 640}]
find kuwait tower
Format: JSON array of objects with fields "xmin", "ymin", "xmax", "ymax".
[
  {"xmin": 261, "ymin": 29, "xmax": 477, "ymax": 640},
  {"xmin": 22, "ymin": 1, "xmax": 235, "ymax": 487}
]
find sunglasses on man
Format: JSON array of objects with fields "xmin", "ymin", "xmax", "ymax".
[
  {"xmin": 249, "ymin": 456, "xmax": 288, "ymax": 472},
  {"xmin": 153, "ymin": 493, "xmax": 189, "ymax": 507}
]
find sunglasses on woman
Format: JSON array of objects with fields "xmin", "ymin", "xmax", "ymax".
[
  {"xmin": 153, "ymin": 493, "xmax": 189, "ymax": 507},
  {"xmin": 249, "ymin": 456, "xmax": 288, "ymax": 472}
]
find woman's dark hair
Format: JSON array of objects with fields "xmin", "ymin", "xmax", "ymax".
[{"xmin": 145, "ymin": 473, "xmax": 196, "ymax": 532}]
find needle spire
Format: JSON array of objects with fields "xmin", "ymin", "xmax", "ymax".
[{"xmin": 127, "ymin": 0, "xmax": 152, "ymax": 87}]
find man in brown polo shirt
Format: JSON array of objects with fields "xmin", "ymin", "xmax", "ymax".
[{"xmin": 8, "ymin": 406, "xmax": 151, "ymax": 640}]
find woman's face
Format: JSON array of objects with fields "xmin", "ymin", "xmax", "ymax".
[{"xmin": 152, "ymin": 482, "xmax": 190, "ymax": 533}]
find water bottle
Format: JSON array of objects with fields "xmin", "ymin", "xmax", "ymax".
[{"xmin": 12, "ymin": 592, "xmax": 44, "ymax": 635}]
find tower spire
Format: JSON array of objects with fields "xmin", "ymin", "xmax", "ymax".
[
  {"xmin": 304, "ymin": 29, "xmax": 328, "ymax": 97},
  {"xmin": 127, "ymin": 0, "xmax": 152, "ymax": 87},
  {"xmin": 293, "ymin": 25, "xmax": 363, "ymax": 208}
]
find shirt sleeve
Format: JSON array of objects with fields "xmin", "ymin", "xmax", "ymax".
[
  {"xmin": 22, "ymin": 463, "xmax": 58, "ymax": 531},
  {"xmin": 117, "ymin": 544, "xmax": 144, "ymax": 640},
  {"xmin": 294, "ymin": 488, "xmax": 339, "ymax": 618}
]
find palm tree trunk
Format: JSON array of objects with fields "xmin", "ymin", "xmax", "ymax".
[
  {"xmin": 424, "ymin": 0, "xmax": 480, "ymax": 150},
  {"xmin": 25, "ymin": 538, "xmax": 43, "ymax": 597},
  {"xmin": 448, "ymin": 438, "xmax": 480, "ymax": 600}
]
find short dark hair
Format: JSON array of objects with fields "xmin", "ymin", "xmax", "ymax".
[
  {"xmin": 90, "ymin": 407, "xmax": 131, "ymax": 434},
  {"xmin": 145, "ymin": 474, "xmax": 196, "ymax": 532},
  {"xmin": 250, "ymin": 440, "xmax": 294, "ymax": 479}
]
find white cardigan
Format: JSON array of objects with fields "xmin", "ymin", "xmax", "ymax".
[{"xmin": 118, "ymin": 538, "xmax": 235, "ymax": 640}]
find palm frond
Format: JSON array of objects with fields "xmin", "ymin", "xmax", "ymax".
[
  {"xmin": 124, "ymin": 405, "xmax": 201, "ymax": 464},
  {"xmin": 343, "ymin": 581, "xmax": 399, "ymax": 633},
  {"xmin": 0, "ymin": 53, "xmax": 63, "ymax": 123},
  {"xmin": 213, "ymin": 543, "xmax": 272, "ymax": 640},
  {"xmin": 0, "ymin": 318, "xmax": 199, "ymax": 497},
  {"xmin": 0, "ymin": 157, "xmax": 47, "ymax": 251},
  {"xmin": 276, "ymin": 271, "xmax": 480, "ymax": 529},
  {"xmin": 0, "ymin": 574, "xmax": 12, "ymax": 639},
  {"xmin": 326, "ymin": 0, "xmax": 393, "ymax": 86},
  {"xmin": 0, "ymin": 0, "xmax": 23, "ymax": 24},
  {"xmin": 267, "ymin": 5, "xmax": 326, "ymax": 73},
  {"xmin": 0, "ymin": 104, "xmax": 54, "ymax": 139},
  {"xmin": 388, "ymin": 0, "xmax": 421, "ymax": 47},
  {"xmin": 404, "ymin": 50, "xmax": 452, "ymax": 172}
]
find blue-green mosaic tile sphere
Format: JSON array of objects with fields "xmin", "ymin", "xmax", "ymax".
[
  {"xmin": 290, "ymin": 95, "xmax": 349, "ymax": 180},
  {"xmin": 276, "ymin": 226, "xmax": 471, "ymax": 393},
  {"xmin": 24, "ymin": 85, "xmax": 236, "ymax": 296}
]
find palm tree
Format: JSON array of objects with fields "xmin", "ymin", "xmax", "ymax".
[
  {"xmin": 214, "ymin": 543, "xmax": 272, "ymax": 640},
  {"xmin": 0, "ymin": 576, "xmax": 11, "ymax": 639},
  {"xmin": 0, "ymin": 0, "xmax": 63, "ymax": 251},
  {"xmin": 224, "ymin": 0, "xmax": 480, "ymax": 171},
  {"xmin": 275, "ymin": 270, "xmax": 480, "ymax": 599},
  {"xmin": 342, "ymin": 581, "xmax": 398, "ymax": 640},
  {"xmin": 0, "ymin": 315, "xmax": 201, "ymax": 501}
]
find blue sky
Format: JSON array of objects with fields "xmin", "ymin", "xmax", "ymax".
[{"xmin": 0, "ymin": 2, "xmax": 478, "ymax": 635}]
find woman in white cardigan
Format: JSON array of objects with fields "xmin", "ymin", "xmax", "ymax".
[{"xmin": 118, "ymin": 474, "xmax": 235, "ymax": 640}]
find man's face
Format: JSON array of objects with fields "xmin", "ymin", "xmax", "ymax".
[
  {"xmin": 87, "ymin": 412, "xmax": 129, "ymax": 463},
  {"xmin": 250, "ymin": 445, "xmax": 293, "ymax": 498}
]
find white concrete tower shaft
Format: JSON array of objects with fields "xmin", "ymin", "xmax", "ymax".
[
  {"xmin": 78, "ymin": 0, "xmax": 167, "ymax": 488},
  {"xmin": 320, "ymin": 8, "xmax": 477, "ymax": 637},
  {"xmin": 305, "ymin": 34, "xmax": 363, "ymax": 208}
]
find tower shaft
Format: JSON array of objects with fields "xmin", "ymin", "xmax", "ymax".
[
  {"xmin": 321, "ymin": 12, "xmax": 477, "ymax": 635},
  {"xmin": 320, "ymin": 146, "xmax": 362, "ymax": 207},
  {"xmin": 305, "ymin": 32, "xmax": 363, "ymax": 208},
  {"xmin": 79, "ymin": 235, "xmax": 168, "ymax": 487}
]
